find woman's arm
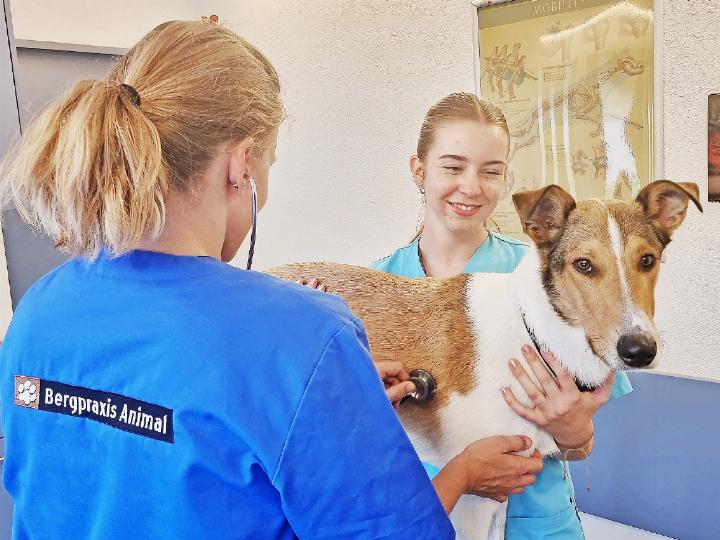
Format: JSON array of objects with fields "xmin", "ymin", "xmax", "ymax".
[{"xmin": 273, "ymin": 320, "xmax": 456, "ymax": 538}]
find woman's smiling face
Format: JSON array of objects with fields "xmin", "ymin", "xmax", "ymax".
[{"xmin": 414, "ymin": 120, "xmax": 509, "ymax": 236}]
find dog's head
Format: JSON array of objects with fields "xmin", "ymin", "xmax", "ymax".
[{"xmin": 512, "ymin": 180, "xmax": 702, "ymax": 372}]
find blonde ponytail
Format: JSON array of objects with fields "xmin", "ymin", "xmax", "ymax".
[{"xmin": 2, "ymin": 80, "xmax": 166, "ymax": 256}]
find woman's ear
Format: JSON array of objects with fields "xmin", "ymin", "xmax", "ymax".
[
  {"xmin": 409, "ymin": 155, "xmax": 424, "ymax": 190},
  {"xmin": 228, "ymin": 137, "xmax": 255, "ymax": 189}
]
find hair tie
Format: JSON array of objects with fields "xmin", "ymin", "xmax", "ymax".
[{"xmin": 120, "ymin": 83, "xmax": 141, "ymax": 107}]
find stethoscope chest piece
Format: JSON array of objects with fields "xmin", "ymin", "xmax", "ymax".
[{"xmin": 406, "ymin": 369, "xmax": 437, "ymax": 402}]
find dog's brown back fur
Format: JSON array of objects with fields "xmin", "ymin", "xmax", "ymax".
[{"xmin": 267, "ymin": 262, "xmax": 475, "ymax": 445}]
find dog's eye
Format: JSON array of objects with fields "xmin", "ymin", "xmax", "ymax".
[
  {"xmin": 573, "ymin": 258, "xmax": 593, "ymax": 274},
  {"xmin": 640, "ymin": 254, "xmax": 656, "ymax": 268}
]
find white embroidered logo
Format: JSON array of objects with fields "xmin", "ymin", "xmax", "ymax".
[
  {"xmin": 14, "ymin": 376, "xmax": 40, "ymax": 409},
  {"xmin": 17, "ymin": 380, "xmax": 36, "ymax": 405}
]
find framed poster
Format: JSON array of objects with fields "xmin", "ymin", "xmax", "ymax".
[{"xmin": 476, "ymin": 0, "xmax": 654, "ymax": 237}]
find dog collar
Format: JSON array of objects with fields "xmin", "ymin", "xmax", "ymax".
[{"xmin": 519, "ymin": 310, "xmax": 594, "ymax": 392}]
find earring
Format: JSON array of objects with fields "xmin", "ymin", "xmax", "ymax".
[
  {"xmin": 415, "ymin": 185, "xmax": 426, "ymax": 236},
  {"xmin": 230, "ymin": 177, "xmax": 249, "ymax": 191}
]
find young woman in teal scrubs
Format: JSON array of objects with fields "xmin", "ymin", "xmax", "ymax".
[{"xmin": 372, "ymin": 93, "xmax": 632, "ymax": 539}]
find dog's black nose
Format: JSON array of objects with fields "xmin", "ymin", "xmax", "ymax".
[{"xmin": 617, "ymin": 333, "xmax": 657, "ymax": 367}]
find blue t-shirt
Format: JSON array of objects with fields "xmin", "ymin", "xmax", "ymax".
[
  {"xmin": 1, "ymin": 250, "xmax": 454, "ymax": 540},
  {"xmin": 371, "ymin": 232, "xmax": 633, "ymax": 540}
]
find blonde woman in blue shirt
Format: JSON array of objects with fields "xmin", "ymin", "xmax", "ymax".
[{"xmin": 372, "ymin": 93, "xmax": 632, "ymax": 539}]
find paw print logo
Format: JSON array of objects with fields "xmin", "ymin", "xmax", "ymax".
[
  {"xmin": 18, "ymin": 380, "xmax": 36, "ymax": 404},
  {"xmin": 14, "ymin": 376, "xmax": 40, "ymax": 409}
]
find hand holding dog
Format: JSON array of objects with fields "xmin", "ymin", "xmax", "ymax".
[
  {"xmin": 433, "ymin": 435, "xmax": 544, "ymax": 513},
  {"xmin": 502, "ymin": 345, "xmax": 616, "ymax": 453}
]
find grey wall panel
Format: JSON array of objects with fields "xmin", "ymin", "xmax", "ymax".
[
  {"xmin": 0, "ymin": 1, "xmax": 18, "ymax": 156},
  {"xmin": 0, "ymin": 0, "xmax": 20, "ymax": 536},
  {"xmin": 14, "ymin": 48, "xmax": 114, "ymax": 129},
  {"xmin": 2, "ymin": 209, "xmax": 66, "ymax": 303}
]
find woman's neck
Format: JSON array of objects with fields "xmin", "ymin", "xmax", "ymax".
[
  {"xmin": 418, "ymin": 225, "xmax": 489, "ymax": 278},
  {"xmin": 136, "ymin": 188, "xmax": 224, "ymax": 259}
]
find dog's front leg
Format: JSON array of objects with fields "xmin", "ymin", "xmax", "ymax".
[{"xmin": 450, "ymin": 496, "xmax": 505, "ymax": 540}]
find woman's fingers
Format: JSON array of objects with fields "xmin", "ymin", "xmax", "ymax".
[
  {"xmin": 508, "ymin": 357, "xmax": 547, "ymax": 405},
  {"xmin": 297, "ymin": 277, "xmax": 328, "ymax": 292},
  {"xmin": 542, "ymin": 351, "xmax": 577, "ymax": 393},
  {"xmin": 385, "ymin": 381, "xmax": 416, "ymax": 403},
  {"xmin": 375, "ymin": 360, "xmax": 409, "ymax": 381},
  {"xmin": 520, "ymin": 345, "xmax": 561, "ymax": 399}
]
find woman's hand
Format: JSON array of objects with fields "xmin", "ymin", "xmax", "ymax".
[
  {"xmin": 502, "ymin": 345, "xmax": 615, "ymax": 452},
  {"xmin": 432, "ymin": 435, "xmax": 544, "ymax": 513},
  {"xmin": 375, "ymin": 361, "xmax": 416, "ymax": 409},
  {"xmin": 297, "ymin": 277, "xmax": 327, "ymax": 292}
]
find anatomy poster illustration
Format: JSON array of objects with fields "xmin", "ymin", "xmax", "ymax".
[{"xmin": 477, "ymin": 0, "xmax": 653, "ymax": 236}]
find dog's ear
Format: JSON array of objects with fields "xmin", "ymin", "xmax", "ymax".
[
  {"xmin": 512, "ymin": 185, "xmax": 576, "ymax": 247},
  {"xmin": 636, "ymin": 180, "xmax": 703, "ymax": 242}
]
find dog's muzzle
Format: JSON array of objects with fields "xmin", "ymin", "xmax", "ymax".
[{"xmin": 616, "ymin": 331, "xmax": 657, "ymax": 368}]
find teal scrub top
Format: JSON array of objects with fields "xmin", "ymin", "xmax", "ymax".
[{"xmin": 371, "ymin": 232, "xmax": 633, "ymax": 540}]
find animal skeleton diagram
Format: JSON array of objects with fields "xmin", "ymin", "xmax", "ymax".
[
  {"xmin": 483, "ymin": 43, "xmax": 537, "ymax": 101},
  {"xmin": 508, "ymin": 56, "xmax": 646, "ymax": 198}
]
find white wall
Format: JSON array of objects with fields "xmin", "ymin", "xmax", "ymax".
[
  {"xmin": 653, "ymin": 0, "xmax": 719, "ymax": 383},
  {"xmin": 8, "ymin": 0, "xmax": 719, "ymax": 382}
]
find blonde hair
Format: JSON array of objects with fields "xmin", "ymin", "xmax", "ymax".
[
  {"xmin": 412, "ymin": 92, "xmax": 509, "ymax": 241},
  {"xmin": 0, "ymin": 20, "xmax": 284, "ymax": 257}
]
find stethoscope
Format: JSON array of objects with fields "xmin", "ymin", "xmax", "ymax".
[
  {"xmin": 246, "ymin": 178, "xmax": 257, "ymax": 271},
  {"xmin": 242, "ymin": 177, "xmax": 437, "ymax": 402},
  {"xmin": 405, "ymin": 369, "xmax": 437, "ymax": 403}
]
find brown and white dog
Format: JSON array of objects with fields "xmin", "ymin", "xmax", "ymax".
[{"xmin": 268, "ymin": 180, "xmax": 701, "ymax": 539}]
